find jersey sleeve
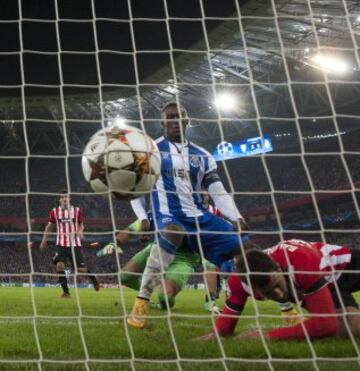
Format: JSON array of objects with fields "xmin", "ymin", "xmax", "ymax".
[
  {"xmin": 49, "ymin": 209, "xmax": 56, "ymax": 223},
  {"xmin": 267, "ymin": 285, "xmax": 338, "ymax": 340},
  {"xmin": 205, "ymin": 153, "xmax": 217, "ymax": 174},
  {"xmin": 215, "ymin": 274, "xmax": 248, "ymax": 336}
]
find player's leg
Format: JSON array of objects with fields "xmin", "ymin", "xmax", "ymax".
[
  {"xmin": 336, "ymin": 305, "xmax": 360, "ymax": 338},
  {"xmin": 194, "ymin": 214, "xmax": 248, "ymax": 268},
  {"xmin": 53, "ymin": 248, "xmax": 70, "ymax": 297},
  {"xmin": 73, "ymin": 248, "xmax": 99, "ymax": 291},
  {"xmin": 203, "ymin": 260, "xmax": 221, "ymax": 314},
  {"xmin": 332, "ymin": 249, "xmax": 360, "ymax": 338},
  {"xmin": 127, "ymin": 222, "xmax": 185, "ymax": 329},
  {"xmin": 157, "ymin": 281, "xmax": 180, "ymax": 310},
  {"xmin": 332, "ymin": 286, "xmax": 360, "ymax": 337},
  {"xmin": 330, "ymin": 251, "xmax": 360, "ymax": 337},
  {"xmin": 157, "ymin": 252, "xmax": 197, "ymax": 310},
  {"xmin": 120, "ymin": 243, "xmax": 152, "ymax": 290}
]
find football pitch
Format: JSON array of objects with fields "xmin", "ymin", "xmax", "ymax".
[{"xmin": 0, "ymin": 288, "xmax": 359, "ymax": 371}]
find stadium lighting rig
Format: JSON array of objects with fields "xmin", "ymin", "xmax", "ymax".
[
  {"xmin": 214, "ymin": 92, "xmax": 237, "ymax": 111},
  {"xmin": 311, "ymin": 54, "xmax": 349, "ymax": 74}
]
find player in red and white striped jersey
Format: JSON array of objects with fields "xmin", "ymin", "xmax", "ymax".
[
  {"xmin": 196, "ymin": 239, "xmax": 360, "ymax": 341},
  {"xmin": 40, "ymin": 191, "xmax": 99, "ymax": 297}
]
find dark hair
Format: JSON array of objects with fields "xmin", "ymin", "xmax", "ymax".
[
  {"xmin": 161, "ymin": 101, "xmax": 183, "ymax": 111},
  {"xmin": 237, "ymin": 249, "xmax": 277, "ymax": 287},
  {"xmin": 59, "ymin": 189, "xmax": 69, "ymax": 195}
]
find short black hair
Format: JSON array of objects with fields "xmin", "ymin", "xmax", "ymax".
[
  {"xmin": 237, "ymin": 249, "xmax": 277, "ymax": 287},
  {"xmin": 59, "ymin": 189, "xmax": 69, "ymax": 195}
]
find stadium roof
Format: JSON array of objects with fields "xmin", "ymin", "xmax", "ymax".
[{"xmin": 1, "ymin": 0, "xmax": 360, "ymax": 154}]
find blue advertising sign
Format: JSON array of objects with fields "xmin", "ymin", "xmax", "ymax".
[{"xmin": 213, "ymin": 135, "xmax": 273, "ymax": 161}]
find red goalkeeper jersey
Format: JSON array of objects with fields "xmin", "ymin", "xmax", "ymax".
[{"xmin": 215, "ymin": 239, "xmax": 351, "ymax": 340}]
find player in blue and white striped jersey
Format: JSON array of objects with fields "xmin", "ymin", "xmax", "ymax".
[{"xmin": 127, "ymin": 101, "xmax": 250, "ymax": 329}]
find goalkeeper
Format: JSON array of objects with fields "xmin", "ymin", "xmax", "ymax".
[{"xmin": 98, "ymin": 198, "xmax": 222, "ymax": 313}]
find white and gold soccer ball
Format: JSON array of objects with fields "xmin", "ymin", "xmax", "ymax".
[{"xmin": 82, "ymin": 126, "xmax": 161, "ymax": 200}]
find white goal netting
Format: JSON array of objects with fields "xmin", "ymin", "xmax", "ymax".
[{"xmin": 1, "ymin": 0, "xmax": 360, "ymax": 370}]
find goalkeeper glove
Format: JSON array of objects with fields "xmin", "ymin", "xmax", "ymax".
[
  {"xmin": 281, "ymin": 306, "xmax": 302, "ymax": 326},
  {"xmin": 97, "ymin": 242, "xmax": 123, "ymax": 257}
]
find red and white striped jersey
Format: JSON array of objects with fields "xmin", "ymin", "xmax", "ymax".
[
  {"xmin": 216, "ymin": 239, "xmax": 352, "ymax": 337},
  {"xmin": 265, "ymin": 239, "xmax": 352, "ymax": 290},
  {"xmin": 208, "ymin": 204, "xmax": 222, "ymax": 217},
  {"xmin": 49, "ymin": 206, "xmax": 83, "ymax": 247}
]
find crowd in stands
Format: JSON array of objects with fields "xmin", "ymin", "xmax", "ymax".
[
  {"xmin": 1, "ymin": 228, "xmax": 360, "ymax": 285},
  {"xmin": 1, "ymin": 146, "xmax": 360, "ymax": 283}
]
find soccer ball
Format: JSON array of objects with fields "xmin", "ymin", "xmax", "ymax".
[
  {"xmin": 217, "ymin": 141, "xmax": 234, "ymax": 157},
  {"xmin": 82, "ymin": 126, "xmax": 161, "ymax": 200}
]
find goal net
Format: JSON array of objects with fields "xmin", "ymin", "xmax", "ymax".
[{"xmin": 1, "ymin": 0, "xmax": 360, "ymax": 369}]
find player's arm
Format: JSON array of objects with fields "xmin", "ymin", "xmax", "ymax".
[
  {"xmin": 40, "ymin": 208, "xmax": 56, "ymax": 250},
  {"xmin": 194, "ymin": 275, "xmax": 247, "ymax": 341},
  {"xmin": 130, "ymin": 197, "xmax": 150, "ymax": 243},
  {"xmin": 130, "ymin": 197, "xmax": 148, "ymax": 222},
  {"xmin": 202, "ymin": 152, "xmax": 248, "ymax": 230},
  {"xmin": 267, "ymin": 284, "xmax": 339, "ymax": 340},
  {"xmin": 76, "ymin": 208, "xmax": 84, "ymax": 239},
  {"xmin": 130, "ymin": 197, "xmax": 149, "ymax": 231},
  {"xmin": 77, "ymin": 222, "xmax": 84, "ymax": 240},
  {"xmin": 203, "ymin": 172, "xmax": 248, "ymax": 231},
  {"xmin": 238, "ymin": 284, "xmax": 339, "ymax": 341},
  {"xmin": 40, "ymin": 222, "xmax": 53, "ymax": 250}
]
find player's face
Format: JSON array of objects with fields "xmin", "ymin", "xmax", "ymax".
[
  {"xmin": 255, "ymin": 273, "xmax": 289, "ymax": 302},
  {"xmin": 59, "ymin": 194, "xmax": 70, "ymax": 208},
  {"xmin": 163, "ymin": 104, "xmax": 189, "ymax": 143}
]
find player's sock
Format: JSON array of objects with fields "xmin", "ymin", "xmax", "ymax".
[
  {"xmin": 138, "ymin": 244, "xmax": 175, "ymax": 300},
  {"xmin": 86, "ymin": 270, "xmax": 99, "ymax": 290},
  {"xmin": 58, "ymin": 271, "xmax": 69, "ymax": 294},
  {"xmin": 158, "ymin": 293, "xmax": 175, "ymax": 309},
  {"xmin": 120, "ymin": 272, "xmax": 141, "ymax": 291},
  {"xmin": 205, "ymin": 292, "xmax": 218, "ymax": 303}
]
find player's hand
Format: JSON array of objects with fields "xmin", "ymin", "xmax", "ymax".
[
  {"xmin": 235, "ymin": 329, "xmax": 269, "ymax": 340},
  {"xmin": 140, "ymin": 219, "xmax": 150, "ymax": 232},
  {"xmin": 40, "ymin": 241, "xmax": 47, "ymax": 250},
  {"xmin": 192, "ymin": 332, "xmax": 217, "ymax": 342},
  {"xmin": 233, "ymin": 218, "xmax": 249, "ymax": 232},
  {"xmin": 140, "ymin": 219, "xmax": 150, "ymax": 243}
]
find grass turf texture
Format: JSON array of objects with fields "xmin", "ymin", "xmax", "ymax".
[{"xmin": 0, "ymin": 288, "xmax": 359, "ymax": 371}]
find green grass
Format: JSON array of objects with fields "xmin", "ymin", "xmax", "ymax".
[{"xmin": 0, "ymin": 288, "xmax": 359, "ymax": 370}]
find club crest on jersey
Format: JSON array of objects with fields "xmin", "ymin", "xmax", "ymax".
[
  {"xmin": 161, "ymin": 152, "xmax": 170, "ymax": 160},
  {"xmin": 190, "ymin": 155, "xmax": 201, "ymax": 168}
]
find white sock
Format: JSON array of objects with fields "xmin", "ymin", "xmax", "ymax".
[{"xmin": 138, "ymin": 244, "xmax": 175, "ymax": 300}]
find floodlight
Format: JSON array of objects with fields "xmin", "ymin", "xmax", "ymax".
[
  {"xmin": 214, "ymin": 92, "xmax": 237, "ymax": 111},
  {"xmin": 312, "ymin": 54, "xmax": 348, "ymax": 73}
]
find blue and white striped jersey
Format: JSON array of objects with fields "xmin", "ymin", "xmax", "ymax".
[{"xmin": 152, "ymin": 136, "xmax": 217, "ymax": 218}]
